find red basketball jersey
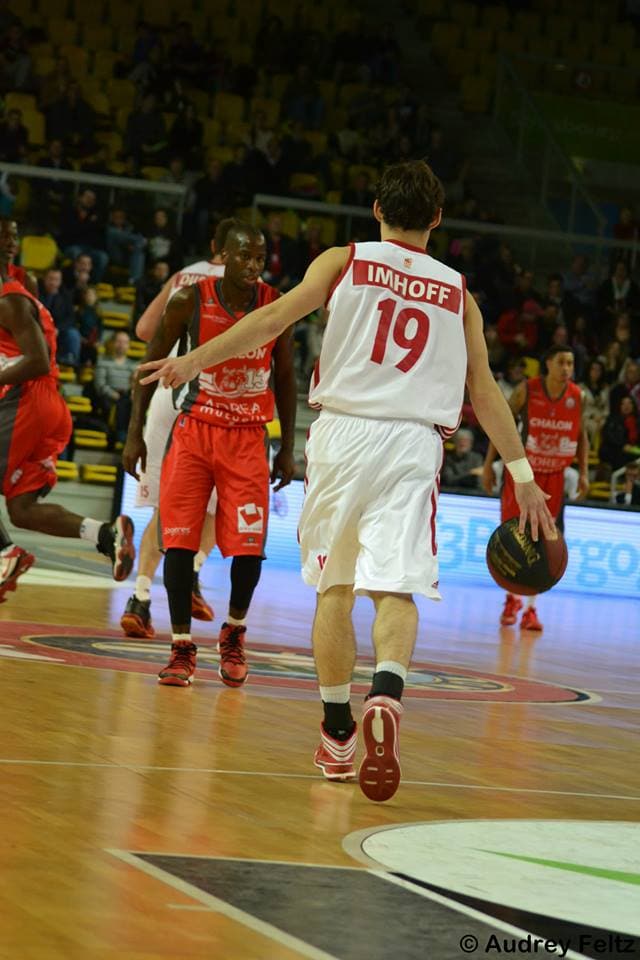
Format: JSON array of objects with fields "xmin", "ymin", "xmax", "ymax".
[
  {"xmin": 0, "ymin": 278, "xmax": 60, "ymax": 398},
  {"xmin": 7, "ymin": 263, "xmax": 27, "ymax": 286},
  {"xmin": 523, "ymin": 377, "xmax": 581, "ymax": 473},
  {"xmin": 181, "ymin": 276, "xmax": 279, "ymax": 427}
]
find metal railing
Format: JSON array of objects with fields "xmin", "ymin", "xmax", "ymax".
[{"xmin": 493, "ymin": 54, "xmax": 607, "ymax": 238}]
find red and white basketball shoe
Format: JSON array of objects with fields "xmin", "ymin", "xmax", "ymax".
[
  {"xmin": 358, "ymin": 695, "xmax": 403, "ymax": 802},
  {"xmin": 521, "ymin": 606, "xmax": 543, "ymax": 631},
  {"xmin": 158, "ymin": 640, "xmax": 197, "ymax": 686},
  {"xmin": 500, "ymin": 593, "xmax": 523, "ymax": 626},
  {"xmin": 217, "ymin": 623, "xmax": 248, "ymax": 687},
  {"xmin": 314, "ymin": 723, "xmax": 357, "ymax": 781},
  {"xmin": 0, "ymin": 545, "xmax": 34, "ymax": 602}
]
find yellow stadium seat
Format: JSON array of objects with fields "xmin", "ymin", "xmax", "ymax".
[
  {"xmin": 59, "ymin": 44, "xmax": 88, "ymax": 76},
  {"xmin": 88, "ymin": 92, "xmax": 111, "ymax": 117},
  {"xmin": 32, "ymin": 55, "xmax": 56, "ymax": 78},
  {"xmin": 465, "ymin": 26, "xmax": 494, "ymax": 53},
  {"xmin": 213, "ymin": 93, "xmax": 245, "ymax": 125},
  {"xmin": 305, "ymin": 131, "xmax": 328, "ymax": 156},
  {"xmin": 95, "ymin": 282, "xmax": 115, "ymax": 300},
  {"xmin": 189, "ymin": 89, "xmax": 211, "ymax": 118},
  {"xmin": 92, "ymin": 50, "xmax": 120, "ymax": 81},
  {"xmin": 338, "ymin": 83, "xmax": 367, "ymax": 108},
  {"xmin": 5, "ymin": 92, "xmax": 37, "ymax": 113},
  {"xmin": 107, "ymin": 78, "xmax": 136, "ymax": 110},
  {"xmin": 74, "ymin": 430, "xmax": 108, "ymax": 450},
  {"xmin": 522, "ymin": 356, "xmax": 540, "ymax": 378},
  {"xmin": 140, "ymin": 165, "xmax": 168, "ymax": 180},
  {"xmin": 65, "ymin": 395, "xmax": 92, "ymax": 414},
  {"xmin": 57, "ymin": 366, "xmax": 76, "ymax": 383},
  {"xmin": 228, "ymin": 42, "xmax": 253, "ymax": 65},
  {"xmin": 79, "ymin": 366, "xmax": 95, "ymax": 384},
  {"xmin": 266, "ymin": 419, "xmax": 281, "ymax": 440},
  {"xmin": 347, "ymin": 164, "xmax": 378, "ymax": 188},
  {"xmin": 316, "ymin": 216, "xmax": 337, "ymax": 246},
  {"xmin": 56, "ymin": 461, "xmax": 79, "ymax": 481},
  {"xmin": 447, "ymin": 46, "xmax": 478, "ymax": 78},
  {"xmin": 270, "ymin": 73, "xmax": 291, "ymax": 100},
  {"xmin": 280, "ymin": 210, "xmax": 300, "ymax": 239},
  {"xmin": 325, "ymin": 189, "xmax": 342, "ymax": 205},
  {"xmin": 20, "ymin": 235, "xmax": 58, "ymax": 271},
  {"xmin": 83, "ymin": 23, "xmax": 115, "ymax": 50},
  {"xmin": 116, "ymin": 286, "xmax": 135, "ymax": 303},
  {"xmin": 207, "ymin": 145, "xmax": 234, "ymax": 165},
  {"xmin": 225, "ymin": 120, "xmax": 250, "ymax": 144},
  {"xmin": 127, "ymin": 340, "xmax": 146, "ymax": 359},
  {"xmin": 290, "ymin": 172, "xmax": 322, "ymax": 195},
  {"xmin": 202, "ymin": 118, "xmax": 222, "ymax": 149},
  {"xmin": 48, "ymin": 18, "xmax": 78, "ymax": 46},
  {"xmin": 81, "ymin": 464, "xmax": 117, "ymax": 484}
]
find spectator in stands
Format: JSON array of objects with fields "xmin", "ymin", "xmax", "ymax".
[
  {"xmin": 0, "ymin": 108, "xmax": 27, "ymax": 162},
  {"xmin": 602, "ymin": 338, "xmax": 625, "ymax": 385},
  {"xmin": 252, "ymin": 135, "xmax": 293, "ymax": 196},
  {"xmin": 136, "ymin": 259, "xmax": 170, "ymax": 318},
  {"xmin": 131, "ymin": 20, "xmax": 159, "ymax": 66},
  {"xmin": 59, "ymin": 188, "xmax": 108, "ymax": 282},
  {"xmin": 512, "ymin": 268, "xmax": 541, "ymax": 309},
  {"xmin": 223, "ymin": 145, "xmax": 256, "ymax": 209},
  {"xmin": 441, "ymin": 429, "xmax": 483, "ymax": 490},
  {"xmin": 0, "ymin": 0, "xmax": 21, "ymax": 34},
  {"xmin": 479, "ymin": 243, "xmax": 520, "ymax": 319},
  {"xmin": 543, "ymin": 273, "xmax": 575, "ymax": 325},
  {"xmin": 0, "ymin": 23, "xmax": 31, "ymax": 92},
  {"xmin": 448, "ymin": 237, "xmax": 478, "ymax": 288},
  {"xmin": 94, "ymin": 331, "xmax": 137, "ymax": 445},
  {"xmin": 614, "ymin": 462, "xmax": 640, "ymax": 507},
  {"xmin": 38, "ymin": 268, "xmax": 78, "ymax": 366},
  {"xmin": 193, "ymin": 159, "xmax": 225, "ymax": 249},
  {"xmin": 168, "ymin": 21, "xmax": 205, "ymax": 85},
  {"xmin": 610, "ymin": 359, "xmax": 640, "ymax": 412},
  {"xmin": 106, "ymin": 207, "xmax": 146, "ymax": 284},
  {"xmin": 158, "ymin": 156, "xmax": 194, "ymax": 215},
  {"xmin": 245, "ymin": 108, "xmax": 275, "ymax": 157},
  {"xmin": 597, "ymin": 260, "xmax": 640, "ymax": 320},
  {"xmin": 33, "ymin": 139, "xmax": 73, "ymax": 225},
  {"xmin": 484, "ymin": 322, "xmax": 507, "ymax": 372},
  {"xmin": 580, "ymin": 359, "xmax": 610, "ymax": 445},
  {"xmin": 167, "ymin": 104, "xmax": 203, "ymax": 170},
  {"xmin": 262, "ymin": 212, "xmax": 298, "ymax": 291},
  {"xmin": 497, "ymin": 356, "xmax": 526, "ymax": 400},
  {"xmin": 62, "ymin": 252, "xmax": 92, "ymax": 305},
  {"xmin": 563, "ymin": 254, "xmax": 596, "ymax": 313},
  {"xmin": 343, "ymin": 171, "xmax": 375, "ymax": 209},
  {"xmin": 282, "ymin": 64, "xmax": 324, "ymax": 129},
  {"xmin": 45, "ymin": 80, "xmax": 96, "ymax": 156},
  {"xmin": 124, "ymin": 93, "xmax": 167, "ymax": 165},
  {"xmin": 39, "ymin": 56, "xmax": 72, "ymax": 110},
  {"xmin": 427, "ymin": 126, "xmax": 467, "ymax": 202},
  {"xmin": 611, "ymin": 310, "xmax": 639, "ymax": 358},
  {"xmin": 260, "ymin": 16, "xmax": 288, "ymax": 75},
  {"xmin": 369, "ymin": 21, "xmax": 400, "ymax": 84},
  {"xmin": 77, "ymin": 286, "xmax": 102, "ymax": 367},
  {"xmin": 145, "ymin": 208, "xmax": 181, "ymax": 271},
  {"xmin": 497, "ymin": 299, "xmax": 540, "ymax": 357},
  {"xmin": 599, "ymin": 395, "xmax": 640, "ymax": 473},
  {"xmin": 297, "ymin": 222, "xmax": 326, "ymax": 271}
]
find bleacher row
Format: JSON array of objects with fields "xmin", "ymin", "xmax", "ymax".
[{"xmin": 411, "ymin": 0, "xmax": 638, "ymax": 112}]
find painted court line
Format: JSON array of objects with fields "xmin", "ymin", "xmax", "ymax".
[
  {"xmin": 1, "ymin": 758, "xmax": 639, "ymax": 801},
  {"xmin": 108, "ymin": 849, "xmax": 340, "ymax": 960}
]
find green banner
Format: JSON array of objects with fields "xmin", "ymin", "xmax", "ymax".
[{"xmin": 535, "ymin": 93, "xmax": 640, "ymax": 164}]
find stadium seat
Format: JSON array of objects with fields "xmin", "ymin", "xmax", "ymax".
[
  {"xmin": 59, "ymin": 44, "xmax": 89, "ymax": 76},
  {"xmin": 325, "ymin": 189, "xmax": 342, "ymax": 205},
  {"xmin": 116, "ymin": 286, "xmax": 135, "ymax": 303},
  {"xmin": 496, "ymin": 30, "xmax": 527, "ymax": 55},
  {"xmin": 81, "ymin": 464, "xmax": 117, "ymax": 484},
  {"xmin": 464, "ymin": 26, "xmax": 495, "ymax": 54},
  {"xmin": 88, "ymin": 93, "xmax": 112, "ymax": 118},
  {"xmin": 250, "ymin": 97, "xmax": 280, "ymax": 127},
  {"xmin": 290, "ymin": 172, "xmax": 322, "ymax": 196},
  {"xmin": 48, "ymin": 18, "xmax": 78, "ymax": 46},
  {"xmin": 280, "ymin": 210, "xmax": 301, "ymax": 238},
  {"xmin": 4, "ymin": 92, "xmax": 37, "ymax": 113},
  {"xmin": 431, "ymin": 22, "xmax": 463, "ymax": 57},
  {"xmin": 317, "ymin": 80, "xmax": 337, "ymax": 109},
  {"xmin": 305, "ymin": 131, "xmax": 328, "ymax": 156},
  {"xmin": 207, "ymin": 145, "xmax": 234, "ymax": 165},
  {"xmin": 270, "ymin": 73, "xmax": 292, "ymax": 100},
  {"xmin": 20, "ymin": 235, "xmax": 58, "ymax": 271},
  {"xmin": 140, "ymin": 165, "xmax": 167, "ymax": 181},
  {"xmin": 83, "ymin": 23, "xmax": 116, "ymax": 51},
  {"xmin": 213, "ymin": 93, "xmax": 245, "ymax": 125},
  {"xmin": 189, "ymin": 89, "xmax": 211, "ymax": 119},
  {"xmin": 32, "ymin": 55, "xmax": 56, "ymax": 79},
  {"xmin": 225, "ymin": 120, "xmax": 250, "ymax": 144},
  {"xmin": 92, "ymin": 50, "xmax": 120, "ymax": 81},
  {"xmin": 65, "ymin": 396, "xmax": 93, "ymax": 414},
  {"xmin": 460, "ymin": 74, "xmax": 492, "ymax": 113},
  {"xmin": 266, "ymin": 419, "xmax": 281, "ymax": 440},
  {"xmin": 202, "ymin": 119, "xmax": 222, "ymax": 148},
  {"xmin": 127, "ymin": 340, "xmax": 146, "ymax": 359},
  {"xmin": 56, "ymin": 461, "xmax": 79, "ymax": 481},
  {"xmin": 95, "ymin": 283, "xmax": 115, "ymax": 300},
  {"xmin": 107, "ymin": 79, "xmax": 136, "ymax": 111},
  {"xmin": 347, "ymin": 164, "xmax": 378, "ymax": 188}
]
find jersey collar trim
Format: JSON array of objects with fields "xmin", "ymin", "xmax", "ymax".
[
  {"xmin": 214, "ymin": 277, "xmax": 258, "ymax": 319},
  {"xmin": 384, "ymin": 239, "xmax": 428, "ymax": 254}
]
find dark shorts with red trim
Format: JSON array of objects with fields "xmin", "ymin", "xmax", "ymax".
[
  {"xmin": 0, "ymin": 382, "xmax": 72, "ymax": 500},
  {"xmin": 159, "ymin": 414, "xmax": 270, "ymax": 555},
  {"xmin": 502, "ymin": 468, "xmax": 565, "ymax": 528}
]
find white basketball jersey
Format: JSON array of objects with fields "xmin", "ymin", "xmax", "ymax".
[{"xmin": 309, "ymin": 240, "xmax": 467, "ymax": 431}]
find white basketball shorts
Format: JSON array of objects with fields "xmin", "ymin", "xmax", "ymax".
[
  {"xmin": 299, "ymin": 411, "xmax": 443, "ymax": 598},
  {"xmin": 136, "ymin": 386, "xmax": 217, "ymax": 515}
]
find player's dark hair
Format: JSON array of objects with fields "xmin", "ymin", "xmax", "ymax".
[
  {"xmin": 223, "ymin": 220, "xmax": 263, "ymax": 250},
  {"xmin": 376, "ymin": 160, "xmax": 445, "ymax": 232},
  {"xmin": 542, "ymin": 343, "xmax": 574, "ymax": 372}
]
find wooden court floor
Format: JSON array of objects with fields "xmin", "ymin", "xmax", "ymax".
[{"xmin": 0, "ymin": 559, "xmax": 638, "ymax": 960}]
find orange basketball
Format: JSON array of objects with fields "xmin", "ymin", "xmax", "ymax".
[{"xmin": 486, "ymin": 518, "xmax": 568, "ymax": 595}]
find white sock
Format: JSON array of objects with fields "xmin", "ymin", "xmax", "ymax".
[
  {"xmin": 194, "ymin": 550, "xmax": 208, "ymax": 573},
  {"xmin": 319, "ymin": 683, "xmax": 351, "ymax": 703},
  {"xmin": 226, "ymin": 614, "xmax": 246, "ymax": 627},
  {"xmin": 527, "ymin": 596, "xmax": 538, "ymax": 608},
  {"xmin": 375, "ymin": 661, "xmax": 408, "ymax": 681},
  {"xmin": 79, "ymin": 518, "xmax": 102, "ymax": 544},
  {"xmin": 135, "ymin": 575, "xmax": 152, "ymax": 602},
  {"xmin": 171, "ymin": 632, "xmax": 192, "ymax": 644}
]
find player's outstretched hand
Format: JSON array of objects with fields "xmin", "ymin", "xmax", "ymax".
[
  {"xmin": 514, "ymin": 480, "xmax": 556, "ymax": 542},
  {"xmin": 122, "ymin": 435, "xmax": 147, "ymax": 481},
  {"xmin": 271, "ymin": 448, "xmax": 296, "ymax": 491},
  {"xmin": 138, "ymin": 354, "xmax": 199, "ymax": 389}
]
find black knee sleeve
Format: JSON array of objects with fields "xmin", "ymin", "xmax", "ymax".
[
  {"xmin": 230, "ymin": 555, "xmax": 263, "ymax": 613},
  {"xmin": 164, "ymin": 548, "xmax": 196, "ymax": 629}
]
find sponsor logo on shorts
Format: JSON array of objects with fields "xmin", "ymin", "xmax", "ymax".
[
  {"xmin": 9, "ymin": 468, "xmax": 23, "ymax": 486},
  {"xmin": 164, "ymin": 526, "xmax": 191, "ymax": 535},
  {"xmin": 237, "ymin": 503, "xmax": 264, "ymax": 533}
]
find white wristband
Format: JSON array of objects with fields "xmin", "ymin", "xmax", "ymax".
[{"xmin": 506, "ymin": 457, "xmax": 534, "ymax": 484}]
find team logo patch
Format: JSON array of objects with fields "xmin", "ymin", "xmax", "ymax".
[
  {"xmin": 403, "ymin": 256, "xmax": 413, "ymax": 268},
  {"xmin": 565, "ymin": 397, "xmax": 576, "ymax": 409},
  {"xmin": 237, "ymin": 503, "xmax": 264, "ymax": 533}
]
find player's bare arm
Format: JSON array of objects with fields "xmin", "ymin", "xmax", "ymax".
[
  {"xmin": 270, "ymin": 327, "xmax": 297, "ymax": 491},
  {"xmin": 0, "ymin": 295, "xmax": 49, "ymax": 386},
  {"xmin": 139, "ymin": 247, "xmax": 349, "ymax": 388},
  {"xmin": 135, "ymin": 275, "xmax": 175, "ymax": 342},
  {"xmin": 481, "ymin": 380, "xmax": 527, "ymax": 493},
  {"xmin": 576, "ymin": 391, "xmax": 590, "ymax": 499},
  {"xmin": 464, "ymin": 292, "xmax": 554, "ymax": 540},
  {"xmin": 122, "ymin": 286, "xmax": 194, "ymax": 480}
]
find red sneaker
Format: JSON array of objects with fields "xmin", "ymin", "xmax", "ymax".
[
  {"xmin": 500, "ymin": 593, "xmax": 523, "ymax": 626},
  {"xmin": 358, "ymin": 695, "xmax": 403, "ymax": 803},
  {"xmin": 158, "ymin": 640, "xmax": 197, "ymax": 686},
  {"xmin": 314, "ymin": 723, "xmax": 357, "ymax": 781},
  {"xmin": 218, "ymin": 623, "xmax": 248, "ymax": 687},
  {"xmin": 521, "ymin": 606, "xmax": 543, "ymax": 631},
  {"xmin": 191, "ymin": 572, "xmax": 214, "ymax": 621},
  {"xmin": 0, "ymin": 546, "xmax": 34, "ymax": 602}
]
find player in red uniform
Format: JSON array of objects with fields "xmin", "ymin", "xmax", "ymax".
[
  {"xmin": 123, "ymin": 222, "xmax": 297, "ymax": 688},
  {"xmin": 0, "ymin": 218, "xmax": 136, "ymax": 599},
  {"xmin": 483, "ymin": 345, "xmax": 589, "ymax": 630}
]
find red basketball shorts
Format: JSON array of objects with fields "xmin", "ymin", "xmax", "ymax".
[
  {"xmin": 501, "ymin": 468, "xmax": 565, "ymax": 524},
  {"xmin": 0, "ymin": 382, "xmax": 72, "ymax": 500},
  {"xmin": 159, "ymin": 414, "xmax": 270, "ymax": 555}
]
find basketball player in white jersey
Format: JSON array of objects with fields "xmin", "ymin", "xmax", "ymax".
[
  {"xmin": 120, "ymin": 219, "xmax": 238, "ymax": 638},
  {"xmin": 139, "ymin": 161, "xmax": 555, "ymax": 802}
]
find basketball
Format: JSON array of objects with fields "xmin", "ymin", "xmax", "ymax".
[{"xmin": 486, "ymin": 518, "xmax": 568, "ymax": 595}]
